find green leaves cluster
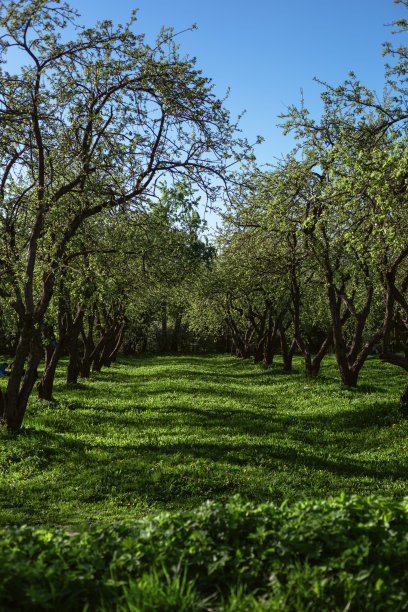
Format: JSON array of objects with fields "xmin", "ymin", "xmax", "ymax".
[{"xmin": 1, "ymin": 494, "xmax": 408, "ymax": 610}]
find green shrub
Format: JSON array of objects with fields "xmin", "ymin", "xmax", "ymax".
[{"xmin": 1, "ymin": 494, "xmax": 408, "ymax": 610}]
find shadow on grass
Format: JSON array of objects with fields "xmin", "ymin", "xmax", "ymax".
[
  {"xmin": 8, "ymin": 396, "xmax": 407, "ymax": 473},
  {"xmin": 1, "ymin": 354, "xmax": 407, "ymax": 524},
  {"xmin": 2, "ymin": 416, "xmax": 406, "ymax": 520}
]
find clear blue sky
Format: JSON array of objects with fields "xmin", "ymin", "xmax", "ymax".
[{"xmin": 69, "ymin": 0, "xmax": 403, "ymax": 165}]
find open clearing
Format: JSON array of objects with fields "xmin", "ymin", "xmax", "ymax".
[{"xmin": 1, "ymin": 354, "xmax": 407, "ymax": 527}]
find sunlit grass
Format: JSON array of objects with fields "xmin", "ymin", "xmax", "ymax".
[{"xmin": 1, "ymin": 354, "xmax": 407, "ymax": 527}]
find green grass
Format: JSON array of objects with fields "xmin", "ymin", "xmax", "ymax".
[{"xmin": 1, "ymin": 353, "xmax": 408, "ymax": 527}]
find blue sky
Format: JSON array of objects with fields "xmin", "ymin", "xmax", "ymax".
[{"xmin": 69, "ymin": 0, "xmax": 403, "ymax": 165}]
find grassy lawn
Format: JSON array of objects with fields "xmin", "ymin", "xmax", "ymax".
[{"xmin": 1, "ymin": 354, "xmax": 408, "ymax": 527}]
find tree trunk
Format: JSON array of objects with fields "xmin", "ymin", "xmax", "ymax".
[
  {"xmin": 108, "ymin": 322, "xmax": 126, "ymax": 364},
  {"xmin": 37, "ymin": 341, "xmax": 63, "ymax": 400},
  {"xmin": 2, "ymin": 324, "xmax": 43, "ymax": 430},
  {"xmin": 400, "ymin": 381, "xmax": 408, "ymax": 411},
  {"xmin": 280, "ymin": 333, "xmax": 296, "ymax": 372},
  {"xmin": 326, "ymin": 272, "xmax": 359, "ymax": 386},
  {"xmin": 170, "ymin": 312, "xmax": 182, "ymax": 352},
  {"xmin": 160, "ymin": 302, "xmax": 168, "ymax": 352},
  {"xmin": 37, "ymin": 318, "xmax": 61, "ymax": 400},
  {"xmin": 98, "ymin": 339, "xmax": 112, "ymax": 369},
  {"xmin": 296, "ymin": 329, "xmax": 332, "ymax": 378},
  {"xmin": 66, "ymin": 330, "xmax": 81, "ymax": 385},
  {"xmin": 253, "ymin": 342, "xmax": 264, "ymax": 364},
  {"xmin": 263, "ymin": 314, "xmax": 278, "ymax": 365},
  {"xmin": 323, "ymin": 264, "xmax": 382, "ymax": 387},
  {"xmin": 337, "ymin": 366, "xmax": 359, "ymax": 387},
  {"xmin": 101, "ymin": 320, "xmax": 125, "ymax": 367},
  {"xmin": 91, "ymin": 325, "xmax": 115, "ymax": 372},
  {"xmin": 80, "ymin": 314, "xmax": 95, "ymax": 379}
]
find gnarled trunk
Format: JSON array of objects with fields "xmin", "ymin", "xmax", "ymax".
[
  {"xmin": 80, "ymin": 313, "xmax": 95, "ymax": 379},
  {"xmin": 2, "ymin": 322, "xmax": 43, "ymax": 430},
  {"xmin": 107, "ymin": 322, "xmax": 126, "ymax": 365},
  {"xmin": 325, "ymin": 270, "xmax": 381, "ymax": 387},
  {"xmin": 263, "ymin": 313, "xmax": 279, "ymax": 365},
  {"xmin": 278, "ymin": 320, "xmax": 296, "ymax": 371},
  {"xmin": 37, "ymin": 341, "xmax": 63, "ymax": 400}
]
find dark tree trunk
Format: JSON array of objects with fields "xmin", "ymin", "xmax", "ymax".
[
  {"xmin": 41, "ymin": 323, "xmax": 56, "ymax": 373},
  {"xmin": 253, "ymin": 343, "xmax": 264, "ymax": 364},
  {"xmin": 400, "ymin": 381, "xmax": 408, "ymax": 410},
  {"xmin": 227, "ymin": 328, "xmax": 247, "ymax": 359},
  {"xmin": 2, "ymin": 315, "xmax": 41, "ymax": 430},
  {"xmin": 160, "ymin": 302, "xmax": 168, "ymax": 353},
  {"xmin": 305, "ymin": 330, "xmax": 332, "ymax": 377},
  {"xmin": 37, "ymin": 341, "xmax": 63, "ymax": 400},
  {"xmin": 325, "ymin": 269, "xmax": 381, "ymax": 387},
  {"xmin": 170, "ymin": 312, "xmax": 182, "ymax": 352},
  {"xmin": 263, "ymin": 342, "xmax": 275, "ymax": 365},
  {"xmin": 380, "ymin": 348, "xmax": 408, "ymax": 407},
  {"xmin": 66, "ymin": 330, "xmax": 81, "ymax": 385},
  {"xmin": 37, "ymin": 309, "xmax": 63, "ymax": 400},
  {"xmin": 91, "ymin": 343, "xmax": 105, "ymax": 372},
  {"xmin": 279, "ymin": 323, "xmax": 296, "ymax": 371},
  {"xmin": 379, "ymin": 263, "xmax": 408, "ymax": 408},
  {"xmin": 225, "ymin": 304, "xmax": 256, "ymax": 360},
  {"xmin": 98, "ymin": 338, "xmax": 113, "ymax": 368},
  {"xmin": 100, "ymin": 324, "xmax": 122, "ymax": 368},
  {"xmin": 241, "ymin": 345, "xmax": 251, "ymax": 359},
  {"xmin": 108, "ymin": 322, "xmax": 126, "ymax": 364},
  {"xmin": 246, "ymin": 307, "xmax": 268, "ymax": 365},
  {"xmin": 290, "ymin": 269, "xmax": 332, "ymax": 378},
  {"xmin": 295, "ymin": 328, "xmax": 332, "ymax": 378},
  {"xmin": 326, "ymin": 277, "xmax": 357, "ymax": 386},
  {"xmin": 80, "ymin": 314, "xmax": 95, "ymax": 379},
  {"xmin": 91, "ymin": 325, "xmax": 116, "ymax": 372},
  {"xmin": 241, "ymin": 321, "xmax": 256, "ymax": 359},
  {"xmin": 263, "ymin": 314, "xmax": 279, "ymax": 365},
  {"xmin": 37, "ymin": 304, "xmax": 85, "ymax": 396},
  {"xmin": 101, "ymin": 320, "xmax": 126, "ymax": 367}
]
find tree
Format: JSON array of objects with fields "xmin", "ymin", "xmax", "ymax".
[
  {"xmin": 35, "ymin": 179, "xmax": 215, "ymax": 397},
  {"xmin": 212, "ymin": 164, "xmax": 333, "ymax": 375},
  {"xmin": 0, "ymin": 0, "xmax": 250, "ymax": 429}
]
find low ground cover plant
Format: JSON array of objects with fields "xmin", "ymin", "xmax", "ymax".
[{"xmin": 1, "ymin": 494, "xmax": 408, "ymax": 610}]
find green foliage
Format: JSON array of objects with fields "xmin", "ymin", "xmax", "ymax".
[{"xmin": 1, "ymin": 494, "xmax": 408, "ymax": 610}]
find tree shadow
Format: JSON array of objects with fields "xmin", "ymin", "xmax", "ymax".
[{"xmin": 2, "ymin": 354, "xmax": 408, "ymax": 525}]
